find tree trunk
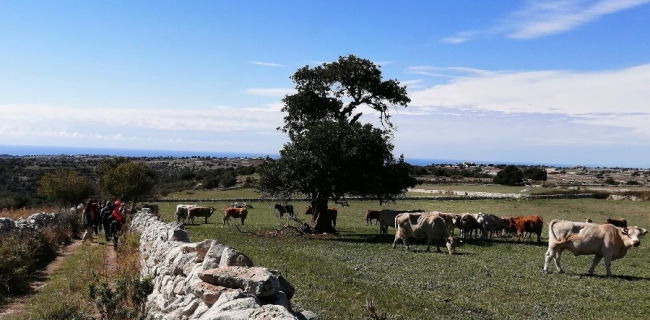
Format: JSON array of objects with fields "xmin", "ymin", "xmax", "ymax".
[{"xmin": 311, "ymin": 197, "xmax": 336, "ymax": 234}]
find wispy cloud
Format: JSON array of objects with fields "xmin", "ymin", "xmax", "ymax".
[
  {"xmin": 249, "ymin": 61, "xmax": 285, "ymax": 67},
  {"xmin": 245, "ymin": 88, "xmax": 296, "ymax": 97},
  {"xmin": 442, "ymin": 0, "xmax": 650, "ymax": 43}
]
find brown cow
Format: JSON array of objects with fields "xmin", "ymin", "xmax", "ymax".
[
  {"xmin": 605, "ymin": 218, "xmax": 627, "ymax": 228},
  {"xmin": 586, "ymin": 218, "xmax": 593, "ymax": 223},
  {"xmin": 509, "ymin": 215, "xmax": 544, "ymax": 243},
  {"xmin": 223, "ymin": 206, "xmax": 248, "ymax": 225},
  {"xmin": 365, "ymin": 210, "xmax": 380, "ymax": 225},
  {"xmin": 304, "ymin": 206, "xmax": 337, "ymax": 228},
  {"xmin": 452, "ymin": 213, "xmax": 482, "ymax": 239},
  {"xmin": 544, "ymin": 219, "xmax": 647, "ymax": 276},
  {"xmin": 188, "ymin": 206, "xmax": 215, "ymax": 224}
]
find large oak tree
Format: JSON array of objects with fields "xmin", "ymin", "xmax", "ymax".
[{"xmin": 257, "ymin": 55, "xmax": 417, "ymax": 233}]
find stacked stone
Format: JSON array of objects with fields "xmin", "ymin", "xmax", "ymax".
[
  {"xmin": 131, "ymin": 211, "xmax": 317, "ymax": 320},
  {"xmin": 0, "ymin": 212, "xmax": 59, "ymax": 234}
]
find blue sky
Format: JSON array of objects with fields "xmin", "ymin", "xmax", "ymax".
[{"xmin": 1, "ymin": 0, "xmax": 650, "ymax": 168}]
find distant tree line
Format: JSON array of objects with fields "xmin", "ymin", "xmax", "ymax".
[{"xmin": 0, "ymin": 156, "xmax": 259, "ymax": 209}]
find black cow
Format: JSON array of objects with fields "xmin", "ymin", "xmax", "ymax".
[{"xmin": 274, "ymin": 203, "xmax": 295, "ymax": 219}]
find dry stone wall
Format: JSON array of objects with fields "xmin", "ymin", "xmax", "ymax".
[{"xmin": 131, "ymin": 211, "xmax": 317, "ymax": 320}]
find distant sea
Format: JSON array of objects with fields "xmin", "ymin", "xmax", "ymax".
[{"xmin": 0, "ymin": 144, "xmax": 575, "ymax": 167}]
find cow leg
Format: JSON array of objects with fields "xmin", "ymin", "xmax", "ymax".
[
  {"xmin": 550, "ymin": 249, "xmax": 564, "ymax": 273},
  {"xmin": 588, "ymin": 255, "xmax": 603, "ymax": 275},
  {"xmin": 543, "ymin": 248, "xmax": 552, "ymax": 273},
  {"xmin": 392, "ymin": 236, "xmax": 400, "ymax": 249},
  {"xmin": 603, "ymin": 255, "xmax": 613, "ymax": 276}
]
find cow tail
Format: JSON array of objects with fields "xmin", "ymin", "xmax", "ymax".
[{"xmin": 549, "ymin": 220, "xmax": 559, "ymax": 241}]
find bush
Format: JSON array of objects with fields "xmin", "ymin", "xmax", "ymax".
[
  {"xmin": 0, "ymin": 211, "xmax": 79, "ymax": 302},
  {"xmin": 493, "ymin": 165, "xmax": 524, "ymax": 186}
]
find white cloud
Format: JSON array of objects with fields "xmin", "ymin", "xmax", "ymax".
[
  {"xmin": 442, "ymin": 0, "xmax": 650, "ymax": 42},
  {"xmin": 249, "ymin": 61, "xmax": 285, "ymax": 67},
  {"xmin": 507, "ymin": 0, "xmax": 650, "ymax": 39},
  {"xmin": 245, "ymin": 88, "xmax": 296, "ymax": 97},
  {"xmin": 407, "ymin": 63, "xmax": 650, "ymax": 139}
]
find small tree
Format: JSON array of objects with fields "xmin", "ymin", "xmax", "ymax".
[
  {"xmin": 523, "ymin": 168, "xmax": 548, "ymax": 181},
  {"xmin": 493, "ymin": 165, "xmax": 524, "ymax": 186},
  {"xmin": 38, "ymin": 169, "xmax": 95, "ymax": 207},
  {"xmin": 101, "ymin": 161, "xmax": 156, "ymax": 206}
]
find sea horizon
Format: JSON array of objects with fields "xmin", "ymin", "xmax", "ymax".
[{"xmin": 0, "ymin": 144, "xmax": 628, "ymax": 168}]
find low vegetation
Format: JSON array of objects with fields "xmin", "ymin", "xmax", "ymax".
[
  {"xmin": 1, "ymin": 215, "xmax": 151, "ymax": 319},
  {"xmin": 156, "ymin": 194, "xmax": 650, "ymax": 319},
  {"xmin": 0, "ymin": 209, "xmax": 80, "ymax": 303}
]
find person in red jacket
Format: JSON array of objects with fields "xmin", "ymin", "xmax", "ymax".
[{"xmin": 112, "ymin": 200, "xmax": 124, "ymax": 224}]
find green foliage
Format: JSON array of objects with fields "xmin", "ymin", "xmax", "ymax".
[
  {"xmin": 258, "ymin": 55, "xmax": 416, "ymax": 232},
  {"xmin": 523, "ymin": 167, "xmax": 548, "ymax": 181},
  {"xmin": 493, "ymin": 165, "xmax": 524, "ymax": 186},
  {"xmin": 0, "ymin": 211, "xmax": 79, "ymax": 302},
  {"xmin": 37, "ymin": 169, "xmax": 96, "ymax": 207},
  {"xmin": 101, "ymin": 161, "xmax": 156, "ymax": 203},
  {"xmin": 88, "ymin": 276, "xmax": 154, "ymax": 320}
]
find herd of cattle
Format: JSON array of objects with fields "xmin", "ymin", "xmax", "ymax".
[
  {"xmin": 163, "ymin": 202, "xmax": 647, "ymax": 276},
  {"xmin": 367, "ymin": 208, "xmax": 647, "ymax": 276}
]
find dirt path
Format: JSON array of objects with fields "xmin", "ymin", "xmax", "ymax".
[
  {"xmin": 0, "ymin": 237, "xmax": 120, "ymax": 319},
  {"xmin": 0, "ymin": 239, "xmax": 84, "ymax": 318}
]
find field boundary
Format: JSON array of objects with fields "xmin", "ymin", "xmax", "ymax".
[{"xmin": 148, "ymin": 193, "xmax": 597, "ymax": 203}]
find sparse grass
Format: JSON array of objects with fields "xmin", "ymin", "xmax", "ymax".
[
  {"xmin": 156, "ymin": 192, "xmax": 650, "ymax": 320},
  {"xmin": 164, "ymin": 188, "xmax": 264, "ymax": 199}
]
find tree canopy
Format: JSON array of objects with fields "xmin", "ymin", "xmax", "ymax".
[
  {"xmin": 38, "ymin": 169, "xmax": 96, "ymax": 207},
  {"xmin": 257, "ymin": 55, "xmax": 416, "ymax": 233},
  {"xmin": 100, "ymin": 161, "xmax": 156, "ymax": 204},
  {"xmin": 493, "ymin": 165, "xmax": 524, "ymax": 186}
]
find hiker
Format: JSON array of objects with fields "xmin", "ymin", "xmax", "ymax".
[
  {"xmin": 101, "ymin": 201, "xmax": 115, "ymax": 241},
  {"xmin": 81, "ymin": 200, "xmax": 99, "ymax": 242}
]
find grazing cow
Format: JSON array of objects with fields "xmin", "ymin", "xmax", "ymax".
[
  {"xmin": 188, "ymin": 206, "xmax": 215, "ymax": 224},
  {"xmin": 452, "ymin": 213, "xmax": 482, "ymax": 239},
  {"xmin": 392, "ymin": 212, "xmax": 456, "ymax": 254},
  {"xmin": 509, "ymin": 215, "xmax": 544, "ymax": 243},
  {"xmin": 378, "ymin": 209, "xmax": 425, "ymax": 235},
  {"xmin": 476, "ymin": 212, "xmax": 510, "ymax": 240},
  {"xmin": 304, "ymin": 206, "xmax": 337, "ymax": 228},
  {"xmin": 544, "ymin": 219, "xmax": 648, "ymax": 276},
  {"xmin": 274, "ymin": 203, "xmax": 296, "ymax": 219},
  {"xmin": 223, "ymin": 206, "xmax": 248, "ymax": 225},
  {"xmin": 365, "ymin": 210, "xmax": 381, "ymax": 225},
  {"xmin": 431, "ymin": 212, "xmax": 456, "ymax": 235},
  {"xmin": 175, "ymin": 204, "xmax": 195, "ymax": 224},
  {"xmin": 605, "ymin": 218, "xmax": 628, "ymax": 228}
]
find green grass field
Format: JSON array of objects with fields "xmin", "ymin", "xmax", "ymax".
[{"xmin": 155, "ymin": 192, "xmax": 650, "ymax": 320}]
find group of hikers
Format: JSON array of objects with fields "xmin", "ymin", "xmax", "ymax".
[{"xmin": 80, "ymin": 199, "xmax": 127, "ymax": 245}]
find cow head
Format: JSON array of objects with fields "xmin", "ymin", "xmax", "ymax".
[
  {"xmin": 623, "ymin": 227, "xmax": 648, "ymax": 247},
  {"xmin": 446, "ymin": 236, "xmax": 456, "ymax": 255}
]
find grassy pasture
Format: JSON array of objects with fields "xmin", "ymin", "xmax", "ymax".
[{"xmin": 155, "ymin": 195, "xmax": 650, "ymax": 320}]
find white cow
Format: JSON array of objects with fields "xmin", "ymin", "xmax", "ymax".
[
  {"xmin": 544, "ymin": 219, "xmax": 648, "ymax": 276},
  {"xmin": 476, "ymin": 212, "xmax": 510, "ymax": 240},
  {"xmin": 378, "ymin": 209, "xmax": 424, "ymax": 236},
  {"xmin": 175, "ymin": 204, "xmax": 196, "ymax": 224},
  {"xmin": 392, "ymin": 212, "xmax": 456, "ymax": 254}
]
